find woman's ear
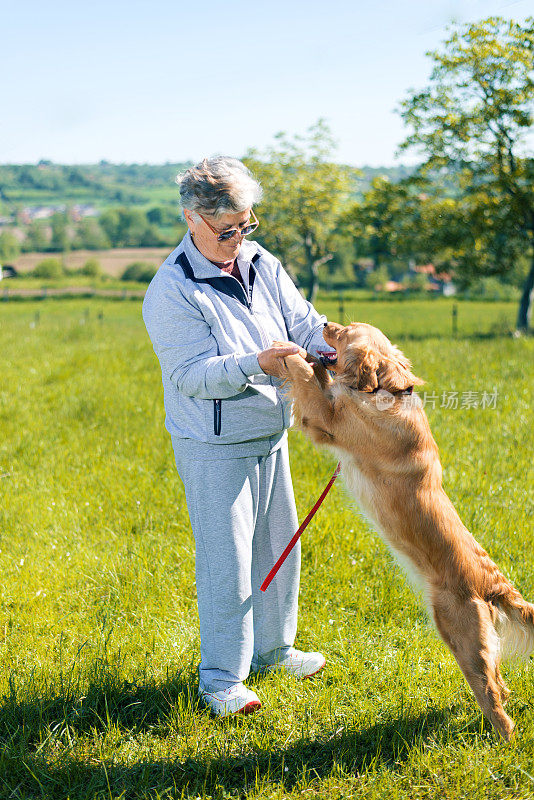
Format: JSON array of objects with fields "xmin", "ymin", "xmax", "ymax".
[
  {"xmin": 344, "ymin": 346, "xmax": 380, "ymax": 391},
  {"xmin": 378, "ymin": 346, "xmax": 424, "ymax": 392}
]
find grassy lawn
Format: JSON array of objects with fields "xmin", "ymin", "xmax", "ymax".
[{"xmin": 0, "ymin": 298, "xmax": 533, "ymax": 799}]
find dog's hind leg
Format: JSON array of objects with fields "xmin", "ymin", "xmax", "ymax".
[
  {"xmin": 487, "ymin": 603, "xmax": 511, "ymax": 704},
  {"xmin": 431, "ymin": 592, "xmax": 515, "ymax": 741}
]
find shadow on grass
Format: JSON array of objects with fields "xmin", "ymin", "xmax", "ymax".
[
  {"xmin": 0, "ymin": 674, "xmax": 455, "ymax": 799},
  {"xmin": 0, "ymin": 669, "xmax": 201, "ymax": 742}
]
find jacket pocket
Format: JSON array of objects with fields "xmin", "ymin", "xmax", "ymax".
[
  {"xmin": 204, "ymin": 387, "xmax": 284, "ymax": 444},
  {"xmin": 213, "ymin": 399, "xmax": 222, "ymax": 436}
]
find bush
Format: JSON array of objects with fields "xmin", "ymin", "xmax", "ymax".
[
  {"xmin": 473, "ymin": 277, "xmax": 519, "ymax": 302},
  {"xmin": 365, "ymin": 265, "xmax": 390, "ymax": 292},
  {"xmin": 121, "ymin": 262, "xmax": 157, "ymax": 283},
  {"xmin": 32, "ymin": 257, "xmax": 64, "ymax": 279},
  {"xmin": 80, "ymin": 258, "xmax": 102, "ymax": 277},
  {"xmin": 404, "ymin": 272, "xmax": 429, "ymax": 292}
]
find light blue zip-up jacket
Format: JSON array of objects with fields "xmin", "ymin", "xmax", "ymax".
[{"xmin": 142, "ymin": 231, "xmax": 327, "ymax": 446}]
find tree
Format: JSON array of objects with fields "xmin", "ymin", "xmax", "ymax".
[
  {"xmin": 245, "ymin": 120, "xmax": 352, "ymax": 302},
  {"xmin": 343, "ymin": 176, "xmax": 462, "ymax": 280},
  {"xmin": 73, "ymin": 218, "xmax": 110, "ymax": 250},
  {"xmin": 398, "ymin": 16, "xmax": 534, "ymax": 332},
  {"xmin": 24, "ymin": 221, "xmax": 49, "ymax": 252},
  {"xmin": 146, "ymin": 206, "xmax": 176, "ymax": 226},
  {"xmin": 50, "ymin": 212, "xmax": 70, "ymax": 253},
  {"xmin": 343, "ymin": 177, "xmax": 413, "ymax": 270},
  {"xmin": 99, "ymin": 208, "xmax": 121, "ymax": 246},
  {"xmin": 99, "ymin": 208, "xmax": 166, "ymax": 248},
  {"xmin": 0, "ymin": 231, "xmax": 20, "ymax": 262}
]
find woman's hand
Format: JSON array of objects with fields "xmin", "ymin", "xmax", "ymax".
[{"xmin": 258, "ymin": 341, "xmax": 307, "ymax": 378}]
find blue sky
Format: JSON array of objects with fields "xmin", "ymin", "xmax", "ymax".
[{"xmin": 3, "ymin": 0, "xmax": 532, "ymax": 166}]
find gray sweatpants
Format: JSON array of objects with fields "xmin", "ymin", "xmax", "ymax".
[{"xmin": 172, "ymin": 436, "xmax": 300, "ymax": 691}]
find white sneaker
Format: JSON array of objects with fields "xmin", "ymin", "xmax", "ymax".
[
  {"xmin": 251, "ymin": 647, "xmax": 326, "ymax": 678},
  {"xmin": 198, "ymin": 683, "xmax": 261, "ymax": 717}
]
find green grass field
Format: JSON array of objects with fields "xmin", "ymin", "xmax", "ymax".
[{"xmin": 1, "ymin": 298, "xmax": 533, "ymax": 799}]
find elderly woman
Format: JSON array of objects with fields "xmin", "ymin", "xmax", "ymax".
[{"xmin": 143, "ymin": 156, "xmax": 329, "ymax": 717}]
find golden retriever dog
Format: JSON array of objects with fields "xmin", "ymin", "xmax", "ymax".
[{"xmin": 284, "ymin": 321, "xmax": 533, "ymax": 740}]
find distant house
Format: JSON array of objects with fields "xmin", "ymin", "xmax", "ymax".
[
  {"xmin": 0, "ymin": 265, "xmax": 18, "ymax": 279},
  {"xmin": 19, "ymin": 204, "xmax": 98, "ymax": 224},
  {"xmin": 19, "ymin": 205, "xmax": 67, "ymax": 224},
  {"xmin": 383, "ymin": 280, "xmax": 405, "ymax": 293},
  {"xmin": 404, "ymin": 263, "xmax": 456, "ymax": 295},
  {"xmin": 413, "ymin": 263, "xmax": 435, "ymax": 275},
  {"xmin": 71, "ymin": 204, "xmax": 99, "ymax": 221}
]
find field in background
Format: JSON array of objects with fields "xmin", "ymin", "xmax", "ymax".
[
  {"xmin": 11, "ymin": 247, "xmax": 171, "ymax": 277},
  {"xmin": 0, "ymin": 298, "xmax": 533, "ymax": 799}
]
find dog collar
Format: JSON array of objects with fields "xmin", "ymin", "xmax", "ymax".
[{"xmin": 370, "ymin": 385, "xmax": 413, "ymax": 396}]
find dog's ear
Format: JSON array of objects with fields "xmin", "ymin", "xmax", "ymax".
[
  {"xmin": 378, "ymin": 346, "xmax": 424, "ymax": 393},
  {"xmin": 344, "ymin": 346, "xmax": 380, "ymax": 391}
]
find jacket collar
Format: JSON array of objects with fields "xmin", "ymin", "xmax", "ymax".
[{"xmin": 178, "ymin": 230, "xmax": 261, "ymax": 280}]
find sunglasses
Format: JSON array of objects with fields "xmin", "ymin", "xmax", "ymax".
[{"xmin": 198, "ymin": 208, "xmax": 259, "ymax": 242}]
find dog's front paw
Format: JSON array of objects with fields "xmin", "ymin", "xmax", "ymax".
[
  {"xmin": 284, "ymin": 353, "xmax": 315, "ymax": 381},
  {"xmin": 312, "ymin": 360, "xmax": 333, "ymax": 389}
]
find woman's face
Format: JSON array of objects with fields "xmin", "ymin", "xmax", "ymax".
[{"xmin": 184, "ymin": 207, "xmax": 253, "ymax": 263}]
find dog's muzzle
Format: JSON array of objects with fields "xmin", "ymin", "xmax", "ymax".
[{"xmin": 316, "ymin": 349, "xmax": 338, "ymax": 367}]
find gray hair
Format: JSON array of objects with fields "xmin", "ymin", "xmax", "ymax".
[{"xmin": 177, "ymin": 157, "xmax": 263, "ymax": 219}]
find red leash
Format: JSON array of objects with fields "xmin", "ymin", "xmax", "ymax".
[{"xmin": 260, "ymin": 461, "xmax": 341, "ymax": 592}]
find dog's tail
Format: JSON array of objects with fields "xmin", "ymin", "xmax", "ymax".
[{"xmin": 494, "ymin": 593, "xmax": 534, "ymax": 661}]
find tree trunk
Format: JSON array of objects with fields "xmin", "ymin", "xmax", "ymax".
[
  {"xmin": 306, "ymin": 261, "xmax": 319, "ymax": 303},
  {"xmin": 516, "ymin": 249, "xmax": 534, "ymax": 333},
  {"xmin": 302, "ymin": 234, "xmax": 320, "ymax": 303}
]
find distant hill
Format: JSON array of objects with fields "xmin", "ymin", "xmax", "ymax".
[
  {"xmin": 0, "ymin": 161, "xmax": 415, "ymax": 215},
  {"xmin": 357, "ymin": 163, "xmax": 415, "ymax": 185},
  {"xmin": 0, "ymin": 162, "xmax": 193, "ymax": 214}
]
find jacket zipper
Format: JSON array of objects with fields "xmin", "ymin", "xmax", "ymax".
[
  {"xmin": 245, "ymin": 278, "xmax": 270, "ymax": 350},
  {"xmin": 212, "ymin": 274, "xmax": 249, "ymax": 438},
  {"xmin": 246, "ymin": 275, "xmax": 286, "ymax": 429},
  {"xmin": 225, "ymin": 271, "xmax": 271, "ymax": 351},
  {"xmin": 243, "ymin": 272, "xmax": 285, "ymax": 430},
  {"xmin": 213, "ymin": 399, "xmax": 222, "ymax": 436},
  {"xmin": 213, "ymin": 271, "xmax": 283, "ymax": 433}
]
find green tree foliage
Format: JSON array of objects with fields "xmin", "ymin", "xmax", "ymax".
[
  {"xmin": 50, "ymin": 212, "xmax": 70, "ymax": 252},
  {"xmin": 100, "ymin": 208, "xmax": 165, "ymax": 248},
  {"xmin": 23, "ymin": 222, "xmax": 49, "ymax": 252},
  {"xmin": 398, "ymin": 16, "xmax": 534, "ymax": 331},
  {"xmin": 344, "ymin": 177, "xmax": 459, "ymax": 281},
  {"xmin": 73, "ymin": 218, "xmax": 111, "ymax": 250},
  {"xmin": 245, "ymin": 120, "xmax": 353, "ymax": 301},
  {"xmin": 146, "ymin": 206, "xmax": 177, "ymax": 226},
  {"xmin": 344, "ymin": 177, "xmax": 412, "ymax": 270},
  {"xmin": 0, "ymin": 231, "xmax": 20, "ymax": 262},
  {"xmin": 0, "ymin": 162, "xmax": 192, "ymax": 202}
]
